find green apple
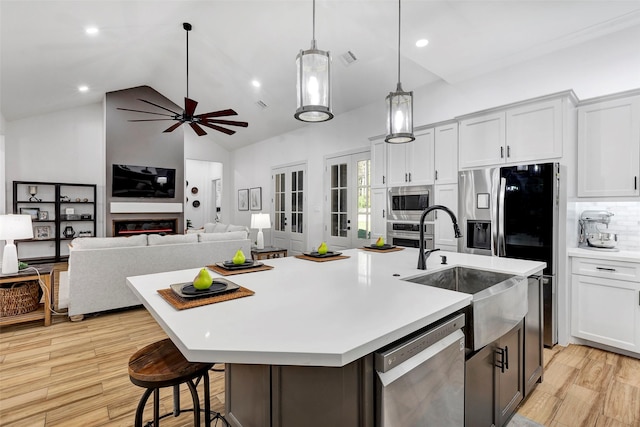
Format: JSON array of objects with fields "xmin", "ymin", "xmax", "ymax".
[
  {"xmin": 193, "ymin": 268, "xmax": 213, "ymax": 290},
  {"xmin": 232, "ymin": 249, "xmax": 246, "ymax": 265},
  {"xmin": 317, "ymin": 242, "xmax": 328, "ymax": 255},
  {"xmin": 375, "ymin": 237, "xmax": 385, "ymax": 247}
]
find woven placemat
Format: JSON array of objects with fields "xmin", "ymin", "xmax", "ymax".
[
  {"xmin": 158, "ymin": 285, "xmax": 255, "ymax": 310},
  {"xmin": 207, "ymin": 263, "xmax": 274, "ymax": 276},
  {"xmin": 294, "ymin": 254, "xmax": 351, "ymax": 262},
  {"xmin": 360, "ymin": 246, "xmax": 405, "ymax": 253}
]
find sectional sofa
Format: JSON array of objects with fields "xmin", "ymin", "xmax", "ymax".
[{"xmin": 67, "ymin": 223, "xmax": 251, "ymax": 318}]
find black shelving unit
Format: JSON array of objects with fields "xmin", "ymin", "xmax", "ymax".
[{"xmin": 13, "ymin": 181, "xmax": 97, "ymax": 263}]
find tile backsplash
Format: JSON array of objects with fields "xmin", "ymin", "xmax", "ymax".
[{"xmin": 570, "ymin": 201, "xmax": 640, "ymax": 252}]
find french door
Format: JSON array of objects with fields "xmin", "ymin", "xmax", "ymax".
[
  {"xmin": 324, "ymin": 151, "xmax": 372, "ymax": 250},
  {"xmin": 271, "ymin": 163, "xmax": 307, "ymax": 254}
]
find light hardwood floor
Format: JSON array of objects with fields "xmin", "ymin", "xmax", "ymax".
[{"xmin": 1, "ymin": 307, "xmax": 639, "ymax": 426}]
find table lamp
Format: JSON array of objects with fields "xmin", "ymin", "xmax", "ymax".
[
  {"xmin": 251, "ymin": 213, "xmax": 271, "ymax": 250},
  {"xmin": 0, "ymin": 214, "xmax": 34, "ymax": 274}
]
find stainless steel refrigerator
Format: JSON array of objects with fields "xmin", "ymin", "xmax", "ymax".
[{"xmin": 458, "ymin": 163, "xmax": 559, "ymax": 347}]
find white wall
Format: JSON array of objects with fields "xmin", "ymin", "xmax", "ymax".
[{"xmin": 231, "ymin": 24, "xmax": 640, "ymax": 247}]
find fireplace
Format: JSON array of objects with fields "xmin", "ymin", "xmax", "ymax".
[{"xmin": 112, "ymin": 218, "xmax": 178, "ymax": 237}]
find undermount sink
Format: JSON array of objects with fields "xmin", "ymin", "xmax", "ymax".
[{"xmin": 404, "ymin": 266, "xmax": 528, "ymax": 351}]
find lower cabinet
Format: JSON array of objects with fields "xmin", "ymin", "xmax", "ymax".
[
  {"xmin": 571, "ymin": 256, "xmax": 640, "ymax": 353},
  {"xmin": 465, "ymin": 321, "xmax": 524, "ymax": 427},
  {"xmin": 523, "ymin": 275, "xmax": 544, "ymax": 397},
  {"xmin": 226, "ymin": 356, "xmax": 374, "ymax": 427}
]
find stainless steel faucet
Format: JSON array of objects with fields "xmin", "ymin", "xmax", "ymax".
[{"xmin": 418, "ymin": 205, "xmax": 463, "ymax": 270}]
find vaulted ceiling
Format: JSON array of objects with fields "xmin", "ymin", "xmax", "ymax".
[{"xmin": 2, "ymin": 0, "xmax": 640, "ymax": 150}]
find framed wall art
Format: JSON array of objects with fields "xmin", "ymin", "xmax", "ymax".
[
  {"xmin": 238, "ymin": 189, "xmax": 249, "ymax": 211},
  {"xmin": 34, "ymin": 225, "xmax": 51, "ymax": 240},
  {"xmin": 38, "ymin": 211, "xmax": 49, "ymax": 220},
  {"xmin": 250, "ymin": 187, "xmax": 262, "ymax": 211},
  {"xmin": 19, "ymin": 207, "xmax": 40, "ymax": 220}
]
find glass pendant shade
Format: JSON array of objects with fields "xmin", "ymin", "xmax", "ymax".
[
  {"xmin": 385, "ymin": 83, "xmax": 415, "ymax": 143},
  {"xmin": 295, "ymin": 43, "xmax": 333, "ymax": 122}
]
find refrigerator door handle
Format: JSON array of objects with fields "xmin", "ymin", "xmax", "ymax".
[
  {"xmin": 491, "ymin": 169, "xmax": 500, "ymax": 256},
  {"xmin": 497, "ymin": 176, "xmax": 507, "ymax": 256}
]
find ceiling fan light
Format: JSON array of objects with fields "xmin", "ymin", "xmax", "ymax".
[
  {"xmin": 295, "ymin": 46, "xmax": 333, "ymax": 122},
  {"xmin": 385, "ymin": 84, "xmax": 414, "ymax": 144}
]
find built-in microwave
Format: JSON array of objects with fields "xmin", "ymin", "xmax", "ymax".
[{"xmin": 388, "ymin": 185, "xmax": 434, "ymax": 221}]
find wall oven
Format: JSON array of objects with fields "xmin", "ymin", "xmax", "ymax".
[{"xmin": 387, "ymin": 221, "xmax": 435, "ymax": 249}]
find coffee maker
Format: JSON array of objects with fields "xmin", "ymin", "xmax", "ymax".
[{"xmin": 578, "ymin": 210, "xmax": 618, "ymax": 250}]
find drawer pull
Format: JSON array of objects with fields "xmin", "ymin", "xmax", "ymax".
[{"xmin": 596, "ymin": 267, "xmax": 616, "ymax": 272}]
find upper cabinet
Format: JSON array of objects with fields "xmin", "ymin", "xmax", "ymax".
[
  {"xmin": 434, "ymin": 122, "xmax": 459, "ymax": 184},
  {"xmin": 577, "ymin": 90, "xmax": 640, "ymax": 198},
  {"xmin": 371, "ymin": 138, "xmax": 387, "ymax": 188},
  {"xmin": 387, "ymin": 129, "xmax": 435, "ymax": 187},
  {"xmin": 459, "ymin": 93, "xmax": 575, "ymax": 169}
]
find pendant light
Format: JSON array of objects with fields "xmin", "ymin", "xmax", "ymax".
[
  {"xmin": 385, "ymin": 0, "xmax": 414, "ymax": 143},
  {"xmin": 295, "ymin": 0, "xmax": 333, "ymax": 122}
]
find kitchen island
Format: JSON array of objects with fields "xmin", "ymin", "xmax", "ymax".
[{"xmin": 127, "ymin": 248, "xmax": 545, "ymax": 427}]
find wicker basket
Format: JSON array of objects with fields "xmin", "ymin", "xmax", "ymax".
[{"xmin": 0, "ymin": 281, "xmax": 41, "ymax": 317}]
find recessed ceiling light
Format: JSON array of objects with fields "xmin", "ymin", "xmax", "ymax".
[
  {"xmin": 251, "ymin": 80, "xmax": 261, "ymax": 88},
  {"xmin": 85, "ymin": 26, "xmax": 99, "ymax": 36},
  {"xmin": 78, "ymin": 85, "xmax": 89, "ymax": 93},
  {"xmin": 416, "ymin": 39, "xmax": 429, "ymax": 48}
]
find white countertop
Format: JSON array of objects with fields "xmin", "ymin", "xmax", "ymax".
[
  {"xmin": 126, "ymin": 248, "xmax": 545, "ymax": 367},
  {"xmin": 567, "ymin": 247, "xmax": 640, "ymax": 263}
]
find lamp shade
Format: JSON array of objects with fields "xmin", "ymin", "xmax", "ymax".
[
  {"xmin": 385, "ymin": 83, "xmax": 415, "ymax": 143},
  {"xmin": 251, "ymin": 213, "xmax": 272, "ymax": 230},
  {"xmin": 295, "ymin": 45, "xmax": 333, "ymax": 122},
  {"xmin": 0, "ymin": 214, "xmax": 34, "ymax": 241}
]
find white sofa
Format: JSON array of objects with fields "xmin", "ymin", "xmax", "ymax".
[{"xmin": 67, "ymin": 225, "xmax": 251, "ymax": 317}]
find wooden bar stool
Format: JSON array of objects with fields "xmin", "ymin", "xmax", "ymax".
[{"xmin": 128, "ymin": 338, "xmax": 213, "ymax": 427}]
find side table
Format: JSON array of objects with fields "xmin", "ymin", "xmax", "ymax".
[
  {"xmin": 251, "ymin": 246, "xmax": 288, "ymax": 261},
  {"xmin": 0, "ymin": 264, "xmax": 53, "ymax": 327}
]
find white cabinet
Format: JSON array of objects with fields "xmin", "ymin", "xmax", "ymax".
[
  {"xmin": 459, "ymin": 95, "xmax": 571, "ymax": 169},
  {"xmin": 577, "ymin": 93, "xmax": 640, "ymax": 197},
  {"xmin": 434, "ymin": 123, "xmax": 459, "ymax": 184},
  {"xmin": 371, "ymin": 138, "xmax": 387, "ymax": 188},
  {"xmin": 459, "ymin": 112, "xmax": 505, "ymax": 169},
  {"xmin": 571, "ymin": 256, "xmax": 640, "ymax": 353},
  {"xmin": 387, "ymin": 129, "xmax": 434, "ymax": 186},
  {"xmin": 370, "ymin": 187, "xmax": 387, "ymax": 240},
  {"xmin": 434, "ymin": 183, "xmax": 458, "ymax": 251}
]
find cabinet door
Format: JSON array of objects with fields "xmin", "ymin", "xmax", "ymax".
[
  {"xmin": 407, "ymin": 129, "xmax": 435, "ymax": 185},
  {"xmin": 524, "ymin": 275, "xmax": 543, "ymax": 398},
  {"xmin": 496, "ymin": 322, "xmax": 524, "ymax": 427},
  {"xmin": 386, "ymin": 143, "xmax": 409, "ymax": 186},
  {"xmin": 506, "ymin": 98, "xmax": 563, "ymax": 163},
  {"xmin": 459, "ymin": 112, "xmax": 506, "ymax": 169},
  {"xmin": 434, "ymin": 183, "xmax": 458, "ymax": 249},
  {"xmin": 465, "ymin": 344, "xmax": 496, "ymax": 427},
  {"xmin": 371, "ymin": 139, "xmax": 387, "ymax": 188},
  {"xmin": 577, "ymin": 95, "xmax": 640, "ymax": 197},
  {"xmin": 572, "ymin": 274, "xmax": 640, "ymax": 352},
  {"xmin": 370, "ymin": 188, "xmax": 387, "ymax": 240},
  {"xmin": 434, "ymin": 123, "xmax": 459, "ymax": 184}
]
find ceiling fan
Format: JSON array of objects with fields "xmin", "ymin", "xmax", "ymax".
[{"xmin": 117, "ymin": 22, "xmax": 248, "ymax": 137}]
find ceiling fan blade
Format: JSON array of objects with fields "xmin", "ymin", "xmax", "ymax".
[
  {"xmin": 163, "ymin": 122, "xmax": 184, "ymax": 133},
  {"xmin": 201, "ymin": 118, "xmax": 248, "ymax": 128},
  {"xmin": 117, "ymin": 107, "xmax": 175, "ymax": 117},
  {"xmin": 185, "ymin": 97, "xmax": 198, "ymax": 117},
  {"xmin": 195, "ymin": 109, "xmax": 238, "ymax": 119},
  {"xmin": 138, "ymin": 99, "xmax": 182, "ymax": 115},
  {"xmin": 199, "ymin": 121, "xmax": 236, "ymax": 135},
  {"xmin": 189, "ymin": 122, "xmax": 208, "ymax": 136}
]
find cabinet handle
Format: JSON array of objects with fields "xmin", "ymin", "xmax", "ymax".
[
  {"xmin": 495, "ymin": 347, "xmax": 506, "ymax": 373},
  {"xmin": 405, "ymin": 173, "xmax": 408, "ymax": 182},
  {"xmin": 382, "ymin": 209, "xmax": 385, "ymax": 218},
  {"xmin": 635, "ymin": 176, "xmax": 638, "ymax": 191},
  {"xmin": 409, "ymin": 172, "xmax": 412, "ymax": 182},
  {"xmin": 435, "ymin": 170, "xmax": 438, "ymax": 181},
  {"xmin": 596, "ymin": 267, "xmax": 616, "ymax": 272},
  {"xmin": 382, "ymin": 176, "xmax": 386, "ymax": 185},
  {"xmin": 507, "ymin": 145, "xmax": 511, "ymax": 158},
  {"xmin": 500, "ymin": 147, "xmax": 504, "ymax": 158}
]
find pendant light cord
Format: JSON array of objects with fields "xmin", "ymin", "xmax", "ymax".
[
  {"xmin": 186, "ymin": 25, "xmax": 189, "ymax": 99},
  {"xmin": 397, "ymin": 0, "xmax": 401, "ymax": 86},
  {"xmin": 311, "ymin": 0, "xmax": 317, "ymax": 48}
]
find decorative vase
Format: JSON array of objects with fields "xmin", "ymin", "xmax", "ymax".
[{"xmin": 63, "ymin": 226, "xmax": 75, "ymax": 238}]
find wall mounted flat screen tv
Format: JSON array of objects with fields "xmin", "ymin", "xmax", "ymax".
[{"xmin": 112, "ymin": 164, "xmax": 176, "ymax": 198}]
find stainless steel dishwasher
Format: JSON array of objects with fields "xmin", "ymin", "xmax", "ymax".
[{"xmin": 375, "ymin": 313, "xmax": 466, "ymax": 427}]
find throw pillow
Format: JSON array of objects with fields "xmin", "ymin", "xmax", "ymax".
[
  {"xmin": 147, "ymin": 233, "xmax": 199, "ymax": 246},
  {"xmin": 70, "ymin": 234, "xmax": 148, "ymax": 250},
  {"xmin": 198, "ymin": 230, "xmax": 248, "ymax": 242}
]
